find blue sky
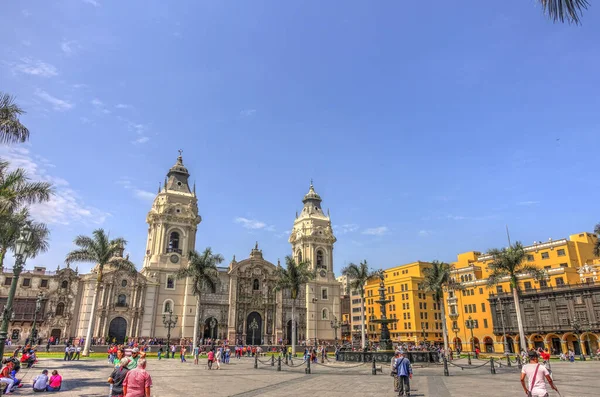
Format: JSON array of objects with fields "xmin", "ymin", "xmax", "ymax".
[{"xmin": 1, "ymin": 1, "xmax": 599, "ymax": 274}]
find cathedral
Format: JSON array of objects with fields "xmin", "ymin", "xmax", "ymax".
[{"xmin": 0, "ymin": 154, "xmax": 342, "ymax": 346}]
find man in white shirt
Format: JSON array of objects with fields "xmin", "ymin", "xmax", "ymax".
[{"xmin": 520, "ymin": 350, "xmax": 559, "ymax": 397}]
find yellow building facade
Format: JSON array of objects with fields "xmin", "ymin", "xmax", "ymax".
[
  {"xmin": 444, "ymin": 232, "xmax": 600, "ymax": 355},
  {"xmin": 365, "ymin": 262, "xmax": 444, "ymax": 346}
]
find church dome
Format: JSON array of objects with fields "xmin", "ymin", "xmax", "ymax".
[
  {"xmin": 302, "ymin": 181, "xmax": 322, "ymax": 203},
  {"xmin": 169, "ymin": 154, "xmax": 189, "ymax": 176}
]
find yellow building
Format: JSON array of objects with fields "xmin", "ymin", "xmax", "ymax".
[
  {"xmin": 365, "ymin": 262, "xmax": 443, "ymax": 346},
  {"xmin": 445, "ymin": 232, "xmax": 600, "ymax": 355}
]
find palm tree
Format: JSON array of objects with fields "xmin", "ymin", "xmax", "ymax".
[
  {"xmin": 274, "ymin": 255, "xmax": 315, "ymax": 355},
  {"xmin": 0, "ymin": 209, "xmax": 50, "ymax": 267},
  {"xmin": 0, "ymin": 160, "xmax": 52, "ymax": 215},
  {"xmin": 341, "ymin": 260, "xmax": 378, "ymax": 350},
  {"xmin": 541, "ymin": 0, "xmax": 589, "ymax": 24},
  {"xmin": 486, "ymin": 241, "xmax": 546, "ymax": 354},
  {"xmin": 593, "ymin": 223, "xmax": 600, "ymax": 257},
  {"xmin": 0, "ymin": 92, "xmax": 29, "ymax": 144},
  {"xmin": 422, "ymin": 260, "xmax": 455, "ymax": 354},
  {"xmin": 65, "ymin": 229, "xmax": 136, "ymax": 356},
  {"xmin": 176, "ymin": 248, "xmax": 223, "ymax": 352}
]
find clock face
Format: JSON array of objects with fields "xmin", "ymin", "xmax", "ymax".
[
  {"xmin": 320, "ymin": 269, "xmax": 326, "ymax": 278},
  {"xmin": 170, "ymin": 254, "xmax": 179, "ymax": 264}
]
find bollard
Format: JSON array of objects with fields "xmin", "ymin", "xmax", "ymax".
[
  {"xmin": 254, "ymin": 353, "xmax": 258, "ymax": 369},
  {"xmin": 271, "ymin": 355, "xmax": 275, "ymax": 367},
  {"xmin": 506, "ymin": 355, "xmax": 511, "ymax": 367},
  {"xmin": 277, "ymin": 356, "xmax": 281, "ymax": 372},
  {"xmin": 443, "ymin": 356, "xmax": 449, "ymax": 377},
  {"xmin": 285, "ymin": 354, "xmax": 289, "ymax": 365},
  {"xmin": 467, "ymin": 353, "xmax": 472, "ymax": 366},
  {"xmin": 306, "ymin": 357, "xmax": 311, "ymax": 374},
  {"xmin": 490, "ymin": 357, "xmax": 496, "ymax": 374},
  {"xmin": 372, "ymin": 356, "xmax": 376, "ymax": 375},
  {"xmin": 516, "ymin": 355, "xmax": 522, "ymax": 370}
]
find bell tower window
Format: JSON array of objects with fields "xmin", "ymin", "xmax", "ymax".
[
  {"xmin": 253, "ymin": 279, "xmax": 260, "ymax": 291},
  {"xmin": 168, "ymin": 231, "xmax": 181, "ymax": 254},
  {"xmin": 316, "ymin": 250, "xmax": 324, "ymax": 269}
]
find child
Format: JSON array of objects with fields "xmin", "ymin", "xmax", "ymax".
[
  {"xmin": 47, "ymin": 370, "xmax": 62, "ymax": 392},
  {"xmin": 32, "ymin": 369, "xmax": 49, "ymax": 392},
  {"xmin": 207, "ymin": 349, "xmax": 214, "ymax": 370}
]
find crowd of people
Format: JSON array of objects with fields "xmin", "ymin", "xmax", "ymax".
[{"xmin": 0, "ymin": 344, "xmax": 63, "ymax": 395}]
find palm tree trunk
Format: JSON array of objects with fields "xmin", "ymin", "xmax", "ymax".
[
  {"xmin": 513, "ymin": 287, "xmax": 528, "ymax": 353},
  {"xmin": 82, "ymin": 273, "xmax": 102, "ymax": 356},
  {"xmin": 360, "ymin": 291, "xmax": 366, "ymax": 350},
  {"xmin": 192, "ymin": 295, "xmax": 201, "ymax": 352},
  {"xmin": 291, "ymin": 298, "xmax": 296, "ymax": 355},
  {"xmin": 0, "ymin": 247, "xmax": 6, "ymax": 268},
  {"xmin": 439, "ymin": 297, "xmax": 450, "ymax": 354}
]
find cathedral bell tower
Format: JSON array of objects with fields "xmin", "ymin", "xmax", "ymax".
[{"xmin": 289, "ymin": 182, "xmax": 341, "ymax": 344}]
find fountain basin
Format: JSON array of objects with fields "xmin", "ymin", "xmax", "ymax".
[{"xmin": 338, "ymin": 350, "xmax": 439, "ymax": 364}]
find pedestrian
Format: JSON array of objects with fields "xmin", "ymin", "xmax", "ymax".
[
  {"xmin": 180, "ymin": 346, "xmax": 187, "ymax": 363},
  {"xmin": 68, "ymin": 345, "xmax": 76, "ymax": 360},
  {"xmin": 394, "ymin": 350, "xmax": 413, "ymax": 397},
  {"xmin": 127, "ymin": 348, "xmax": 140, "ymax": 370},
  {"xmin": 74, "ymin": 345, "xmax": 81, "ymax": 360},
  {"xmin": 193, "ymin": 345, "xmax": 199, "ymax": 365},
  {"xmin": 46, "ymin": 370, "xmax": 62, "ymax": 392},
  {"xmin": 170, "ymin": 344, "xmax": 176, "ymax": 359},
  {"xmin": 158, "ymin": 345, "xmax": 163, "ymax": 360},
  {"xmin": 63, "ymin": 344, "xmax": 70, "ymax": 361},
  {"xmin": 215, "ymin": 348, "xmax": 222, "ymax": 370},
  {"xmin": 32, "ymin": 369, "xmax": 49, "ymax": 392},
  {"xmin": 391, "ymin": 350, "xmax": 399, "ymax": 393},
  {"xmin": 123, "ymin": 358, "xmax": 152, "ymax": 397},
  {"xmin": 207, "ymin": 349, "xmax": 214, "ymax": 370},
  {"xmin": 108, "ymin": 357, "xmax": 130, "ymax": 397},
  {"xmin": 520, "ymin": 350, "xmax": 559, "ymax": 397}
]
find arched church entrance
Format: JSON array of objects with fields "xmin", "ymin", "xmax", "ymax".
[
  {"xmin": 203, "ymin": 317, "xmax": 218, "ymax": 340},
  {"xmin": 286, "ymin": 320, "xmax": 298, "ymax": 345},
  {"xmin": 108, "ymin": 317, "xmax": 127, "ymax": 344},
  {"xmin": 246, "ymin": 312, "xmax": 262, "ymax": 345}
]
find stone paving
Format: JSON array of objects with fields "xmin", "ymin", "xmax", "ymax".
[{"xmin": 6, "ymin": 356, "xmax": 599, "ymax": 396}]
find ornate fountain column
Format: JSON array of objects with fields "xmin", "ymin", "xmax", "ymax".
[{"xmin": 371, "ymin": 271, "xmax": 397, "ymax": 351}]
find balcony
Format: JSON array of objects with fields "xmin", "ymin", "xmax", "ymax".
[{"xmin": 166, "ymin": 248, "xmax": 182, "ymax": 254}]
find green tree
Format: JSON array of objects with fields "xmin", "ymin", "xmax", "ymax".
[
  {"xmin": 541, "ymin": 0, "xmax": 589, "ymax": 24},
  {"xmin": 593, "ymin": 223, "xmax": 600, "ymax": 257},
  {"xmin": 422, "ymin": 260, "xmax": 456, "ymax": 354},
  {"xmin": 0, "ymin": 209, "xmax": 50, "ymax": 267},
  {"xmin": 274, "ymin": 255, "xmax": 315, "ymax": 355},
  {"xmin": 486, "ymin": 241, "xmax": 546, "ymax": 353},
  {"xmin": 176, "ymin": 248, "xmax": 223, "ymax": 352},
  {"xmin": 65, "ymin": 229, "xmax": 136, "ymax": 356},
  {"xmin": 0, "ymin": 160, "xmax": 52, "ymax": 216},
  {"xmin": 341, "ymin": 260, "xmax": 378, "ymax": 350},
  {"xmin": 0, "ymin": 92, "xmax": 29, "ymax": 144}
]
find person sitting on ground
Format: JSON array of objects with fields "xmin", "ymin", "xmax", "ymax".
[
  {"xmin": 520, "ymin": 350, "xmax": 558, "ymax": 397},
  {"xmin": 123, "ymin": 358, "xmax": 152, "ymax": 397},
  {"xmin": 108, "ymin": 357, "xmax": 130, "ymax": 397},
  {"xmin": 1, "ymin": 360, "xmax": 16, "ymax": 395},
  {"xmin": 32, "ymin": 369, "xmax": 49, "ymax": 393},
  {"xmin": 46, "ymin": 370, "xmax": 62, "ymax": 392}
]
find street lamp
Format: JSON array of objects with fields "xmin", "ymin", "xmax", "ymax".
[
  {"xmin": 571, "ymin": 316, "xmax": 585, "ymax": 361},
  {"xmin": 497, "ymin": 297, "xmax": 509, "ymax": 356},
  {"xmin": 312, "ymin": 297, "xmax": 318, "ymax": 349},
  {"xmin": 584, "ymin": 321, "xmax": 593, "ymax": 359},
  {"xmin": 330, "ymin": 315, "xmax": 340, "ymax": 344},
  {"xmin": 162, "ymin": 309, "xmax": 178, "ymax": 359},
  {"xmin": 30, "ymin": 292, "xmax": 44, "ymax": 345},
  {"xmin": 466, "ymin": 316, "xmax": 476, "ymax": 353},
  {"xmin": 0, "ymin": 225, "xmax": 33, "ymax": 359},
  {"xmin": 249, "ymin": 318, "xmax": 259, "ymax": 345}
]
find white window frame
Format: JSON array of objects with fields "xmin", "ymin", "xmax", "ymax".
[{"xmin": 322, "ymin": 308, "xmax": 329, "ymax": 320}]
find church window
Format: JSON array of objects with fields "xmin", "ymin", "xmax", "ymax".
[
  {"xmin": 321, "ymin": 288, "xmax": 328, "ymax": 300},
  {"xmin": 297, "ymin": 250, "xmax": 303, "ymax": 263},
  {"xmin": 316, "ymin": 250, "xmax": 324, "ymax": 269},
  {"xmin": 117, "ymin": 294, "xmax": 127, "ymax": 307},
  {"xmin": 61, "ymin": 280, "xmax": 68, "ymax": 289},
  {"xmin": 322, "ymin": 308, "xmax": 328, "ymax": 320},
  {"xmin": 253, "ymin": 279, "xmax": 260, "ymax": 291},
  {"xmin": 168, "ymin": 232, "xmax": 181, "ymax": 254},
  {"xmin": 166, "ymin": 275, "xmax": 175, "ymax": 289},
  {"xmin": 55, "ymin": 302, "xmax": 65, "ymax": 316},
  {"xmin": 163, "ymin": 300, "xmax": 173, "ymax": 313},
  {"xmin": 121, "ymin": 280, "xmax": 127, "ymax": 287}
]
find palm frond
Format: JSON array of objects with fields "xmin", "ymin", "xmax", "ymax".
[
  {"xmin": 541, "ymin": 0, "xmax": 589, "ymax": 24},
  {"xmin": 0, "ymin": 92, "xmax": 30, "ymax": 144},
  {"xmin": 65, "ymin": 249, "xmax": 98, "ymax": 265},
  {"xmin": 108, "ymin": 257, "xmax": 137, "ymax": 274},
  {"xmin": 25, "ymin": 221, "xmax": 50, "ymax": 258},
  {"xmin": 178, "ymin": 247, "xmax": 223, "ymax": 297},
  {"xmin": 594, "ymin": 223, "xmax": 600, "ymax": 257}
]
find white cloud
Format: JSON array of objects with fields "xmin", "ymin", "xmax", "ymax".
[
  {"xmin": 35, "ymin": 89, "xmax": 73, "ymax": 111},
  {"xmin": 445, "ymin": 214, "xmax": 496, "ymax": 221},
  {"xmin": 61, "ymin": 40, "xmax": 79, "ymax": 55},
  {"xmin": 418, "ymin": 230, "xmax": 431, "ymax": 237},
  {"xmin": 334, "ymin": 224, "xmax": 359, "ymax": 234},
  {"xmin": 13, "ymin": 58, "xmax": 58, "ymax": 77},
  {"xmin": 132, "ymin": 136, "xmax": 149, "ymax": 144},
  {"xmin": 362, "ymin": 226, "xmax": 389, "ymax": 236},
  {"xmin": 72, "ymin": 83, "xmax": 88, "ymax": 89},
  {"xmin": 240, "ymin": 109, "xmax": 256, "ymax": 117},
  {"xmin": 91, "ymin": 98, "xmax": 111, "ymax": 114},
  {"xmin": 0, "ymin": 146, "xmax": 108, "ymax": 225},
  {"xmin": 83, "ymin": 0, "xmax": 100, "ymax": 6},
  {"xmin": 517, "ymin": 201, "xmax": 540, "ymax": 206},
  {"xmin": 235, "ymin": 217, "xmax": 267, "ymax": 230},
  {"xmin": 117, "ymin": 178, "xmax": 155, "ymax": 202},
  {"xmin": 115, "ymin": 104, "xmax": 131, "ymax": 109}
]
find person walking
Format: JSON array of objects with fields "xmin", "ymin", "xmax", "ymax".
[
  {"xmin": 180, "ymin": 346, "xmax": 187, "ymax": 363},
  {"xmin": 520, "ymin": 350, "xmax": 559, "ymax": 397},
  {"xmin": 123, "ymin": 358, "xmax": 152, "ymax": 397},
  {"xmin": 207, "ymin": 349, "xmax": 215, "ymax": 370},
  {"xmin": 394, "ymin": 350, "xmax": 413, "ymax": 397},
  {"xmin": 193, "ymin": 345, "xmax": 199, "ymax": 365},
  {"xmin": 157, "ymin": 345, "xmax": 163, "ymax": 360},
  {"xmin": 74, "ymin": 345, "xmax": 81, "ymax": 360},
  {"xmin": 391, "ymin": 350, "xmax": 399, "ymax": 393},
  {"xmin": 170, "ymin": 344, "xmax": 176, "ymax": 359},
  {"xmin": 108, "ymin": 357, "xmax": 130, "ymax": 397},
  {"xmin": 215, "ymin": 348, "xmax": 222, "ymax": 370},
  {"xmin": 63, "ymin": 345, "xmax": 70, "ymax": 361}
]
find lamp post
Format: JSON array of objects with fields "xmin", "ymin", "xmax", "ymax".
[
  {"xmin": 571, "ymin": 316, "xmax": 585, "ymax": 361},
  {"xmin": 312, "ymin": 297, "xmax": 318, "ymax": 349},
  {"xmin": 0, "ymin": 225, "xmax": 33, "ymax": 360},
  {"xmin": 584, "ymin": 321, "xmax": 592, "ymax": 359},
  {"xmin": 30, "ymin": 292, "xmax": 44, "ymax": 345},
  {"xmin": 249, "ymin": 318, "xmax": 259, "ymax": 346},
  {"xmin": 497, "ymin": 297, "xmax": 509, "ymax": 356},
  {"xmin": 163, "ymin": 309, "xmax": 178, "ymax": 359},
  {"xmin": 330, "ymin": 315, "xmax": 340, "ymax": 344},
  {"xmin": 466, "ymin": 316, "xmax": 476, "ymax": 353}
]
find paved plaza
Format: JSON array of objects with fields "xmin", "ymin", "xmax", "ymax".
[{"xmin": 7, "ymin": 356, "xmax": 599, "ymax": 396}]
